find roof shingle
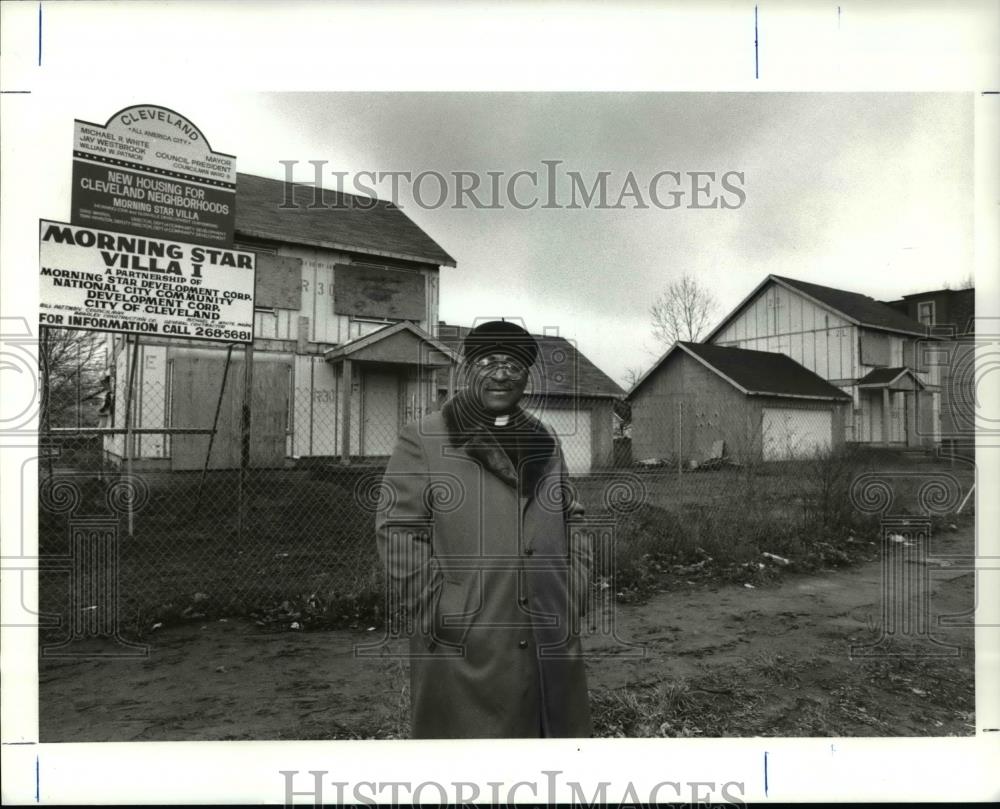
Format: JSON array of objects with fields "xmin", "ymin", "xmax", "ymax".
[
  {"xmin": 857, "ymin": 367, "xmax": 924, "ymax": 388},
  {"xmin": 437, "ymin": 323, "xmax": 625, "ymax": 399},
  {"xmin": 772, "ymin": 275, "xmax": 928, "ymax": 335},
  {"xmin": 235, "ymin": 173, "xmax": 456, "ymax": 267},
  {"xmin": 668, "ymin": 342, "xmax": 851, "ymax": 400}
]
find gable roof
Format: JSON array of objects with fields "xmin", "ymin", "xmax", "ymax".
[
  {"xmin": 235, "ymin": 172, "xmax": 456, "ymax": 267},
  {"xmin": 436, "ymin": 323, "xmax": 625, "ymax": 399},
  {"xmin": 324, "ymin": 321, "xmax": 458, "ymax": 365},
  {"xmin": 857, "ymin": 367, "xmax": 925, "ymax": 389},
  {"xmin": 704, "ymin": 274, "xmax": 930, "ymax": 342},
  {"xmin": 628, "ymin": 342, "xmax": 851, "ymax": 402}
]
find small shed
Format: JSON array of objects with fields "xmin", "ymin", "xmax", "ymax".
[{"xmin": 627, "ymin": 342, "xmax": 852, "ymax": 464}]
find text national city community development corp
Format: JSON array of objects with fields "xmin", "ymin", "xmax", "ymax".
[{"xmin": 38, "ymin": 221, "xmax": 255, "ymax": 342}]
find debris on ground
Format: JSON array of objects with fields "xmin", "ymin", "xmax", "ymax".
[{"xmin": 636, "ymin": 458, "xmax": 666, "ymax": 467}]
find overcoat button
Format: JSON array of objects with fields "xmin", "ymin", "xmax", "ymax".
[
  {"xmin": 524, "ymin": 548, "xmax": 534, "ymax": 556},
  {"xmin": 518, "ymin": 640, "xmax": 528, "ymax": 649},
  {"xmin": 519, "ymin": 597, "xmax": 529, "ymax": 606}
]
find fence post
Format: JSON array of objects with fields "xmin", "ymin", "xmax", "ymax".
[
  {"xmin": 195, "ymin": 343, "xmax": 234, "ymax": 513},
  {"xmin": 676, "ymin": 399, "xmax": 682, "ymax": 483},
  {"xmin": 39, "ymin": 326, "xmax": 53, "ymax": 477},
  {"xmin": 238, "ymin": 341, "xmax": 254, "ymax": 543},
  {"xmin": 340, "ymin": 358, "xmax": 353, "ymax": 464},
  {"xmin": 122, "ymin": 336, "xmax": 140, "ymax": 537},
  {"xmin": 76, "ymin": 336, "xmax": 82, "ymax": 429}
]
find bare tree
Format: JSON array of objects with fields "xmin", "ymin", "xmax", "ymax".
[
  {"xmin": 622, "ymin": 366, "xmax": 644, "ymax": 390},
  {"xmin": 39, "ymin": 327, "xmax": 108, "ymax": 428},
  {"xmin": 649, "ymin": 273, "xmax": 718, "ymax": 347}
]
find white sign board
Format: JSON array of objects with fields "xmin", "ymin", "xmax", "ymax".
[{"xmin": 39, "ymin": 219, "xmax": 256, "ymax": 343}]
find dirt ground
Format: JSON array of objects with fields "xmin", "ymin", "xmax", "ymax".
[{"xmin": 39, "ymin": 522, "xmax": 976, "ymax": 741}]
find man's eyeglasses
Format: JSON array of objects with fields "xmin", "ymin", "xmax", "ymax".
[{"xmin": 472, "ymin": 354, "xmax": 528, "ymax": 377}]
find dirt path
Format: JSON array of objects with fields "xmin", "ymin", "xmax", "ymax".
[
  {"xmin": 39, "ymin": 524, "xmax": 975, "ymax": 740},
  {"xmin": 583, "ymin": 524, "xmax": 975, "ymax": 736}
]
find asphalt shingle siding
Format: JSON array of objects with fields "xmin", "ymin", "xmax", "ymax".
[
  {"xmin": 234, "ymin": 173, "xmax": 456, "ymax": 267},
  {"xmin": 534, "ymin": 335, "xmax": 625, "ymax": 398}
]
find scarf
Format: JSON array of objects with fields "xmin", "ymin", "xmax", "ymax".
[{"xmin": 440, "ymin": 391, "xmax": 556, "ymax": 499}]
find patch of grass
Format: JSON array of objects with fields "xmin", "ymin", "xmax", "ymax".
[
  {"xmin": 590, "ymin": 678, "xmax": 766, "ymax": 738},
  {"xmin": 590, "ymin": 644, "xmax": 974, "ymax": 737},
  {"xmin": 583, "ymin": 448, "xmax": 975, "ymax": 603},
  {"xmin": 39, "ymin": 451, "xmax": 974, "ymax": 637},
  {"xmin": 750, "ymin": 652, "xmax": 807, "ymax": 686},
  {"xmin": 39, "ymin": 466, "xmax": 385, "ymax": 639},
  {"xmin": 603, "ymin": 497, "xmax": 879, "ymax": 604}
]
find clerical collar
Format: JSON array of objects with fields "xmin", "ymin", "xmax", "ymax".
[{"xmin": 493, "ymin": 414, "xmax": 511, "ymax": 427}]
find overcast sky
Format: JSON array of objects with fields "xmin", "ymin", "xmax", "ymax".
[{"xmin": 39, "ymin": 92, "xmax": 974, "ymax": 386}]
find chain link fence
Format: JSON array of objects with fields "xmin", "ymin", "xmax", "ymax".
[
  {"xmin": 37, "ymin": 329, "xmax": 976, "ymax": 643},
  {"xmin": 39, "ymin": 374, "xmax": 391, "ymax": 641}
]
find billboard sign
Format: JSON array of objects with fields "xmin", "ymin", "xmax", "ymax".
[
  {"xmin": 71, "ymin": 105, "xmax": 237, "ymax": 247},
  {"xmin": 39, "ymin": 220, "xmax": 256, "ymax": 343}
]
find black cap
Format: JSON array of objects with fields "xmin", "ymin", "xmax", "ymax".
[{"xmin": 462, "ymin": 320, "xmax": 538, "ymax": 368}]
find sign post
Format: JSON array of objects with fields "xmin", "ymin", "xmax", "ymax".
[
  {"xmin": 122, "ymin": 336, "xmax": 140, "ymax": 537},
  {"xmin": 238, "ymin": 342, "xmax": 254, "ymax": 544},
  {"xmin": 196, "ymin": 344, "xmax": 235, "ymax": 513}
]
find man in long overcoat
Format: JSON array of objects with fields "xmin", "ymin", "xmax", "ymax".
[{"xmin": 375, "ymin": 320, "xmax": 592, "ymax": 738}]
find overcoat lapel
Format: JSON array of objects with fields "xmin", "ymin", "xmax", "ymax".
[{"xmin": 440, "ymin": 393, "xmax": 555, "ymax": 499}]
